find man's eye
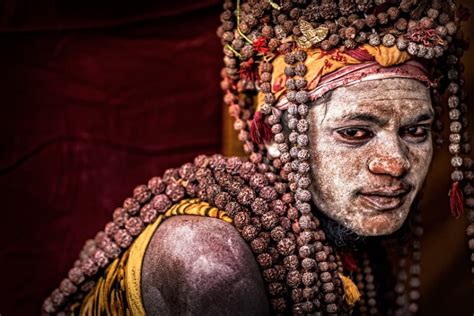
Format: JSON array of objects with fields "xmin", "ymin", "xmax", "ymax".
[
  {"xmin": 400, "ymin": 125, "xmax": 430, "ymax": 141},
  {"xmin": 336, "ymin": 128, "xmax": 373, "ymax": 142}
]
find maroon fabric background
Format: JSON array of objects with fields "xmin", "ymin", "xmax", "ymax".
[
  {"xmin": 1, "ymin": 1, "xmax": 473, "ymax": 316},
  {"xmin": 0, "ymin": 1, "xmax": 223, "ymax": 315}
]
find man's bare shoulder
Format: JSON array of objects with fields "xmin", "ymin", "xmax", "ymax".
[{"xmin": 141, "ymin": 215, "xmax": 270, "ymax": 316}]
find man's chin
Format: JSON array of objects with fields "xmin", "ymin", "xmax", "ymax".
[
  {"xmin": 318, "ymin": 210, "xmax": 409, "ymax": 250},
  {"xmin": 346, "ymin": 210, "xmax": 406, "ymax": 236},
  {"xmin": 347, "ymin": 212, "xmax": 406, "ymax": 237}
]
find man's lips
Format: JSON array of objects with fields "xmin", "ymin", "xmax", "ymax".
[{"xmin": 358, "ymin": 187, "xmax": 411, "ymax": 211}]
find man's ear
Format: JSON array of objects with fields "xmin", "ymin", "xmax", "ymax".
[{"xmin": 265, "ymin": 141, "xmax": 281, "ymax": 159}]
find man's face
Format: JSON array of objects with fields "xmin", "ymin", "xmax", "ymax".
[{"xmin": 308, "ymin": 78, "xmax": 434, "ymax": 236}]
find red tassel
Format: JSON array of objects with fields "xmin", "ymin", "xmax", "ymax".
[
  {"xmin": 250, "ymin": 111, "xmax": 272, "ymax": 145},
  {"xmin": 253, "ymin": 36, "xmax": 270, "ymax": 54},
  {"xmin": 449, "ymin": 181, "xmax": 464, "ymax": 218},
  {"xmin": 340, "ymin": 252, "xmax": 357, "ymax": 272}
]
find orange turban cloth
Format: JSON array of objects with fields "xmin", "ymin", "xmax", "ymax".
[{"xmin": 256, "ymin": 44, "xmax": 431, "ymax": 111}]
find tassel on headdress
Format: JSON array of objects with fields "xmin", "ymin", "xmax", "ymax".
[
  {"xmin": 250, "ymin": 111, "xmax": 272, "ymax": 144},
  {"xmin": 449, "ymin": 181, "xmax": 464, "ymax": 218}
]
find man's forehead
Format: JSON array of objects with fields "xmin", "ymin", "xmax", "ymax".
[
  {"xmin": 322, "ymin": 98, "xmax": 433, "ymax": 124},
  {"xmin": 316, "ymin": 79, "xmax": 432, "ymax": 120},
  {"xmin": 330, "ymin": 77, "xmax": 431, "ymax": 103}
]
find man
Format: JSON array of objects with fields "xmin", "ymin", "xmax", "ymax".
[{"xmin": 44, "ymin": 0, "xmax": 473, "ymax": 315}]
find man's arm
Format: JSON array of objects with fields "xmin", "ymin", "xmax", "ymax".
[{"xmin": 141, "ymin": 215, "xmax": 270, "ymax": 315}]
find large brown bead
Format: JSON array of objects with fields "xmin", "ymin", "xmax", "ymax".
[
  {"xmin": 125, "ymin": 217, "xmax": 145, "ymax": 236},
  {"xmin": 291, "ymin": 288, "xmax": 304, "ymax": 303},
  {"xmin": 165, "ymin": 183, "xmax": 186, "ymax": 202},
  {"xmin": 92, "ymin": 249, "xmax": 109, "ymax": 268},
  {"xmin": 132, "ymin": 185, "xmax": 152, "ymax": 204},
  {"xmin": 275, "ymin": 264, "xmax": 287, "ymax": 281},
  {"xmin": 233, "ymin": 211, "xmax": 250, "ymax": 228},
  {"xmin": 326, "ymin": 303, "xmax": 338, "ymax": 313},
  {"xmin": 102, "ymin": 239, "xmax": 121, "ymax": 259},
  {"xmin": 262, "ymin": 211, "xmax": 279, "ymax": 230},
  {"xmin": 283, "ymin": 254, "xmax": 299, "ymax": 270},
  {"xmin": 140, "ymin": 203, "xmax": 158, "ymax": 224},
  {"xmin": 322, "ymin": 281, "xmax": 335, "ymax": 293},
  {"xmin": 302, "ymin": 271, "xmax": 316, "ymax": 286},
  {"xmin": 150, "ymin": 194, "xmax": 172, "ymax": 213},
  {"xmin": 68, "ymin": 267, "xmax": 85, "ymax": 285},
  {"xmin": 268, "ymin": 281, "xmax": 285, "ymax": 296},
  {"xmin": 237, "ymin": 186, "xmax": 256, "ymax": 205},
  {"xmin": 113, "ymin": 207, "xmax": 129, "ymax": 228},
  {"xmin": 324, "ymin": 292, "xmax": 337, "ymax": 303},
  {"xmin": 303, "ymin": 286, "xmax": 315, "ymax": 299},
  {"xmin": 271, "ymin": 226, "xmax": 286, "ymax": 241},
  {"xmin": 80, "ymin": 258, "xmax": 98, "ymax": 277},
  {"xmin": 320, "ymin": 271, "xmax": 333, "ymax": 282},
  {"xmin": 270, "ymin": 297, "xmax": 287, "ymax": 312},
  {"xmin": 286, "ymin": 270, "xmax": 302, "ymax": 288},
  {"xmin": 257, "ymin": 253, "xmax": 273, "ymax": 268},
  {"xmin": 114, "ymin": 229, "xmax": 133, "ymax": 248},
  {"xmin": 278, "ymin": 238, "xmax": 296, "ymax": 256},
  {"xmin": 250, "ymin": 237, "xmax": 268, "ymax": 254},
  {"xmin": 241, "ymin": 224, "xmax": 260, "ymax": 241},
  {"xmin": 147, "ymin": 177, "xmax": 166, "ymax": 194},
  {"xmin": 302, "ymin": 258, "xmax": 317, "ymax": 270},
  {"xmin": 263, "ymin": 268, "xmax": 278, "ymax": 282},
  {"xmin": 251, "ymin": 197, "xmax": 268, "ymax": 215}
]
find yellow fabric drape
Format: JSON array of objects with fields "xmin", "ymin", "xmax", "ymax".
[{"xmin": 74, "ymin": 199, "xmax": 232, "ymax": 316}]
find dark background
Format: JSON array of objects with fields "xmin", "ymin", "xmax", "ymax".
[{"xmin": 0, "ymin": 1, "xmax": 473, "ymax": 315}]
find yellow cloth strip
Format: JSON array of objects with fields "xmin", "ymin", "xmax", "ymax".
[
  {"xmin": 75, "ymin": 199, "xmax": 232, "ymax": 315},
  {"xmin": 125, "ymin": 215, "xmax": 164, "ymax": 316}
]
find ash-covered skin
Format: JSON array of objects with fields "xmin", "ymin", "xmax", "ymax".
[
  {"xmin": 308, "ymin": 78, "xmax": 433, "ymax": 236},
  {"xmin": 141, "ymin": 215, "xmax": 270, "ymax": 315}
]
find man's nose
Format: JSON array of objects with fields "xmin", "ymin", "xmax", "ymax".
[{"xmin": 368, "ymin": 155, "xmax": 410, "ymax": 178}]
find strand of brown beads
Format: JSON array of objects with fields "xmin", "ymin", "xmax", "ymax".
[
  {"xmin": 355, "ymin": 264, "xmax": 368, "ymax": 316},
  {"xmin": 463, "ymin": 154, "xmax": 474, "ymax": 280},
  {"xmin": 393, "ymin": 247, "xmax": 407, "ymax": 315},
  {"xmin": 360, "ymin": 252, "xmax": 379, "ymax": 316},
  {"xmin": 220, "ymin": 0, "xmax": 257, "ymax": 156},
  {"xmin": 465, "ymin": 153, "xmax": 474, "ymax": 282}
]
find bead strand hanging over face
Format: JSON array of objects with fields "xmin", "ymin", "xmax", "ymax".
[{"xmin": 447, "ymin": 50, "xmax": 465, "ymax": 217}]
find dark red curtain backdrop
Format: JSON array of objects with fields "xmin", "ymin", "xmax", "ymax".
[
  {"xmin": 0, "ymin": 1, "xmax": 223, "ymax": 315},
  {"xmin": 1, "ymin": 1, "xmax": 474, "ymax": 316}
]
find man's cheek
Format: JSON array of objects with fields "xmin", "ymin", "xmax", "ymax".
[{"xmin": 408, "ymin": 145, "xmax": 433, "ymax": 188}]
